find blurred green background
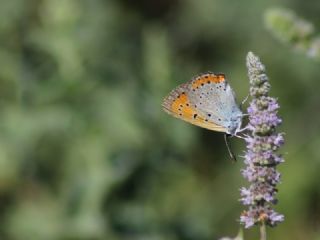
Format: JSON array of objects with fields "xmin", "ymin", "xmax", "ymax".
[{"xmin": 0, "ymin": 0, "xmax": 320, "ymax": 239}]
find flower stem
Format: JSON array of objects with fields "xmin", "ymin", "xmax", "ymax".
[{"xmin": 260, "ymin": 222, "xmax": 267, "ymax": 240}]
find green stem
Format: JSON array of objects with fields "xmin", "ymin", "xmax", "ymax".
[{"xmin": 260, "ymin": 222, "xmax": 267, "ymax": 240}]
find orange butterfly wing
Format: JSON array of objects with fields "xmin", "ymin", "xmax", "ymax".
[{"xmin": 162, "ymin": 82, "xmax": 227, "ymax": 132}]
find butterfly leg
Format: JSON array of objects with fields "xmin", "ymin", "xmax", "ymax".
[
  {"xmin": 233, "ymin": 124, "xmax": 250, "ymax": 139},
  {"xmin": 240, "ymin": 94, "xmax": 249, "ymax": 111},
  {"xmin": 238, "ymin": 125, "xmax": 250, "ymax": 133},
  {"xmin": 234, "ymin": 133, "xmax": 246, "ymax": 139}
]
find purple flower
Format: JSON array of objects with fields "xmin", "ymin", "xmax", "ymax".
[
  {"xmin": 240, "ymin": 52, "xmax": 284, "ymax": 228},
  {"xmin": 240, "ymin": 206, "xmax": 284, "ymax": 229}
]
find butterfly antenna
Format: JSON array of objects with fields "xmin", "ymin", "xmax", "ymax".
[
  {"xmin": 224, "ymin": 134, "xmax": 237, "ymax": 162},
  {"xmin": 240, "ymin": 94, "xmax": 249, "ymax": 111}
]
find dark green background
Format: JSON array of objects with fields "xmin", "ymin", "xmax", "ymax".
[{"xmin": 0, "ymin": 0, "xmax": 319, "ymax": 239}]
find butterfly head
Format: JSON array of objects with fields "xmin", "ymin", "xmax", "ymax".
[{"xmin": 226, "ymin": 112, "xmax": 243, "ymax": 136}]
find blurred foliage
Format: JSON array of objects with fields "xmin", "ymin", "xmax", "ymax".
[
  {"xmin": 265, "ymin": 8, "xmax": 320, "ymax": 60},
  {"xmin": 0, "ymin": 0, "xmax": 319, "ymax": 240}
]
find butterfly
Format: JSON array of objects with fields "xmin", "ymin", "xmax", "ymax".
[{"xmin": 162, "ymin": 72, "xmax": 243, "ymax": 160}]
